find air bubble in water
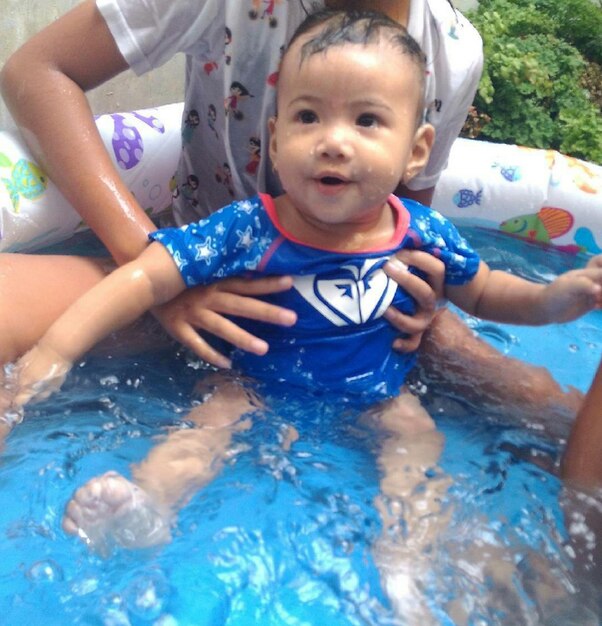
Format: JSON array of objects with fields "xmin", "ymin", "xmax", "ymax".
[
  {"xmin": 125, "ymin": 572, "xmax": 170, "ymax": 621},
  {"xmin": 26, "ymin": 559, "xmax": 64, "ymax": 583},
  {"xmin": 100, "ymin": 375, "xmax": 120, "ymax": 387}
]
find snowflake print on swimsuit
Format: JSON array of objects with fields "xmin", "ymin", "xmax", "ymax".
[
  {"xmin": 249, "ymin": 0, "xmax": 282, "ymax": 27},
  {"xmin": 408, "ymin": 209, "xmax": 477, "ymax": 283},
  {"xmin": 182, "ymin": 109, "xmax": 200, "ymax": 145},
  {"xmin": 235, "ymin": 225, "xmax": 256, "ymax": 253},
  {"xmin": 225, "ymin": 82, "xmax": 254, "ymax": 121},
  {"xmin": 194, "ymin": 235, "xmax": 219, "ymax": 267},
  {"xmin": 236, "ymin": 199, "xmax": 258, "ymax": 215},
  {"xmin": 103, "ymin": 110, "xmax": 165, "ymax": 170},
  {"xmin": 170, "ymin": 249, "xmax": 190, "ymax": 273}
]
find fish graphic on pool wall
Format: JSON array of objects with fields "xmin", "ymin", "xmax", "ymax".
[
  {"xmin": 453, "ymin": 188, "xmax": 482, "ymax": 208},
  {"xmin": 0, "ymin": 152, "xmax": 48, "ymax": 213},
  {"xmin": 574, "ymin": 227, "xmax": 602, "ymax": 255},
  {"xmin": 292, "ymin": 258, "xmax": 397, "ymax": 326},
  {"xmin": 492, "ymin": 161, "xmax": 522, "ymax": 182},
  {"xmin": 499, "ymin": 207, "xmax": 574, "ymax": 244}
]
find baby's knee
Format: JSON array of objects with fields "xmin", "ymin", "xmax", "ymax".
[{"xmin": 376, "ymin": 392, "xmax": 436, "ymax": 437}]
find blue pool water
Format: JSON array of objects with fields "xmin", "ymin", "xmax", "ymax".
[{"xmin": 1, "ymin": 228, "xmax": 601, "ymax": 625}]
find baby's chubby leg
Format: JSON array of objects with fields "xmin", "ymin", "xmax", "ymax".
[
  {"xmin": 63, "ymin": 375, "xmax": 259, "ymax": 551},
  {"xmin": 363, "ymin": 392, "xmax": 450, "ymax": 623},
  {"xmin": 364, "ymin": 392, "xmax": 448, "ymax": 546}
]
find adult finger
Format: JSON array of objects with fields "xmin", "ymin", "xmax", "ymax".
[
  {"xmin": 395, "ymin": 249, "xmax": 446, "ymax": 300},
  {"xmin": 192, "ymin": 290, "xmax": 297, "ymax": 326},
  {"xmin": 165, "ymin": 313, "xmax": 271, "ymax": 369},
  {"xmin": 214, "ymin": 275, "xmax": 294, "ymax": 296}
]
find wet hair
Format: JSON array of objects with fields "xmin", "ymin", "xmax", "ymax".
[{"xmin": 284, "ymin": 9, "xmax": 427, "ymax": 98}]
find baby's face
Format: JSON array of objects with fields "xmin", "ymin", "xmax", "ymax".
[{"xmin": 269, "ymin": 35, "xmax": 427, "ymax": 231}]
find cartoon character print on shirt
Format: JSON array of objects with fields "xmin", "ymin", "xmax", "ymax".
[
  {"xmin": 204, "ymin": 61, "xmax": 218, "ymax": 75},
  {"xmin": 182, "ymin": 109, "xmax": 200, "ymax": 145},
  {"xmin": 215, "ymin": 163, "xmax": 235, "ymax": 197},
  {"xmin": 249, "ymin": 0, "xmax": 283, "ymax": 27},
  {"xmin": 425, "ymin": 97, "xmax": 443, "ymax": 124},
  {"xmin": 225, "ymin": 27, "xmax": 232, "ymax": 65},
  {"xmin": 266, "ymin": 45, "xmax": 284, "ymax": 88},
  {"xmin": 225, "ymin": 81, "xmax": 254, "ymax": 121},
  {"xmin": 179, "ymin": 174, "xmax": 200, "ymax": 209},
  {"xmin": 293, "ymin": 259, "xmax": 398, "ymax": 327},
  {"xmin": 207, "ymin": 104, "xmax": 219, "ymax": 139},
  {"xmin": 245, "ymin": 137, "xmax": 261, "ymax": 175}
]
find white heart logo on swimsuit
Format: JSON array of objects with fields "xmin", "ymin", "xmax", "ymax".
[{"xmin": 293, "ymin": 258, "xmax": 397, "ymax": 326}]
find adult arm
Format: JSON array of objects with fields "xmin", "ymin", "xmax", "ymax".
[
  {"xmin": 562, "ymin": 357, "xmax": 602, "ymax": 488},
  {"xmin": 415, "ymin": 307, "xmax": 583, "ymax": 440},
  {"xmin": 0, "ymin": 0, "xmax": 150, "ymax": 264},
  {"xmin": 417, "ymin": 255, "xmax": 602, "ymax": 437},
  {"xmin": 0, "ymin": 1, "xmax": 296, "ymax": 366}
]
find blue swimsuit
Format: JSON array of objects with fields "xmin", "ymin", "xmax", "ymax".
[{"xmin": 150, "ymin": 194, "xmax": 480, "ymax": 401}]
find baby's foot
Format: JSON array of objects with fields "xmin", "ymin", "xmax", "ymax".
[{"xmin": 62, "ymin": 471, "xmax": 172, "ymax": 551}]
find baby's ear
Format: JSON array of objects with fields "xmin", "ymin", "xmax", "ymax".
[
  {"xmin": 268, "ymin": 116, "xmax": 278, "ymax": 170},
  {"xmin": 404, "ymin": 123, "xmax": 435, "ymax": 183}
]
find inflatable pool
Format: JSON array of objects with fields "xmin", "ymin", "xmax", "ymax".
[
  {"xmin": 1, "ymin": 105, "xmax": 602, "ymax": 623},
  {"xmin": 0, "ymin": 228, "xmax": 600, "ymax": 625},
  {"xmin": 1, "ymin": 102, "xmax": 601, "ymax": 255}
]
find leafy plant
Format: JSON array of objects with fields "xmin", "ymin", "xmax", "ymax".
[{"xmin": 464, "ymin": 0, "xmax": 602, "ymax": 164}]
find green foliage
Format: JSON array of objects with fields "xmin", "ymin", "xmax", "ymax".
[
  {"xmin": 535, "ymin": 0, "xmax": 602, "ymax": 64},
  {"xmin": 466, "ymin": 0, "xmax": 602, "ymax": 164}
]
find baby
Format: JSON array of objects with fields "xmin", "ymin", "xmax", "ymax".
[{"xmin": 3, "ymin": 8, "xmax": 602, "ymax": 621}]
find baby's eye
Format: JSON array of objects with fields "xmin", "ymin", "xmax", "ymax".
[
  {"xmin": 357, "ymin": 113, "xmax": 378, "ymax": 128},
  {"xmin": 297, "ymin": 110, "xmax": 318, "ymax": 124}
]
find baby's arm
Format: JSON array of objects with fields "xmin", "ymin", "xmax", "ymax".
[
  {"xmin": 8, "ymin": 243, "xmax": 185, "ymax": 407},
  {"xmin": 446, "ymin": 258, "xmax": 602, "ymax": 325}
]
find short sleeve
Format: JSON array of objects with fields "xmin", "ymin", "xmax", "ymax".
[
  {"xmin": 407, "ymin": 1, "xmax": 484, "ymax": 191},
  {"xmin": 149, "ymin": 196, "xmax": 272, "ymax": 287},
  {"xmin": 404, "ymin": 199, "xmax": 480, "ymax": 285},
  {"xmin": 96, "ymin": 0, "xmax": 219, "ymax": 74}
]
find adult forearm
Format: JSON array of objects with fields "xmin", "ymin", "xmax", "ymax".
[
  {"xmin": 1, "ymin": 68, "xmax": 154, "ymax": 264},
  {"xmin": 416, "ymin": 308, "xmax": 581, "ymax": 439},
  {"xmin": 562, "ymin": 360, "xmax": 602, "ymax": 487},
  {"xmin": 0, "ymin": 1, "xmax": 156, "ymax": 264}
]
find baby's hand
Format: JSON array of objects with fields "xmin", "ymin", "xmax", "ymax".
[
  {"xmin": 542, "ymin": 262, "xmax": 602, "ymax": 323},
  {"xmin": 1, "ymin": 344, "xmax": 72, "ymax": 426}
]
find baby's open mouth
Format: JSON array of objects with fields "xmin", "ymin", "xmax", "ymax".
[{"xmin": 320, "ymin": 176, "xmax": 346, "ymax": 185}]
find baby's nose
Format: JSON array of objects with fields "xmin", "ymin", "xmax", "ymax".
[{"xmin": 318, "ymin": 125, "xmax": 353, "ymax": 159}]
